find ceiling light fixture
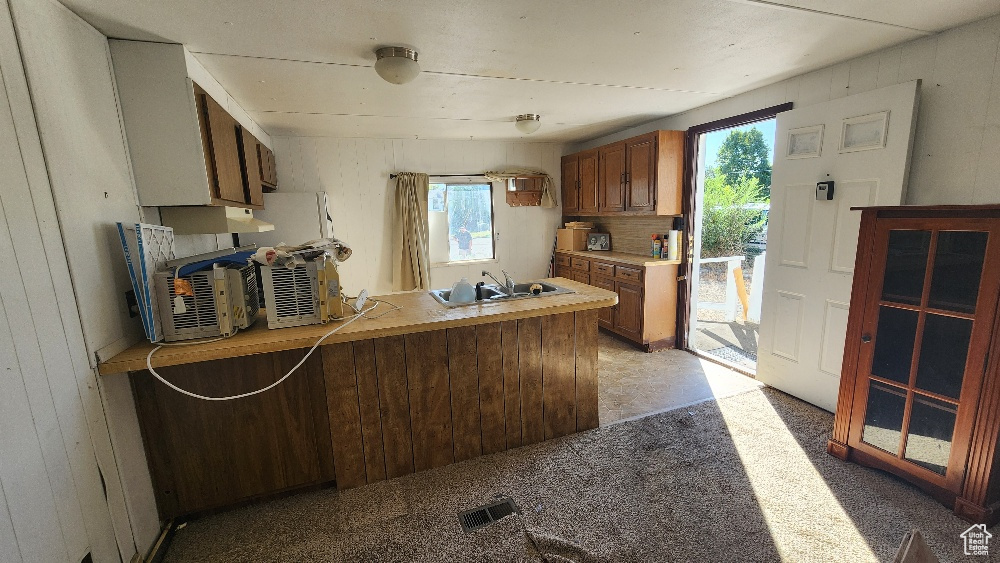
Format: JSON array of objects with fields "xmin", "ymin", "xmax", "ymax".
[
  {"xmin": 515, "ymin": 114, "xmax": 541, "ymax": 134},
  {"xmin": 374, "ymin": 47, "xmax": 420, "ymax": 85}
]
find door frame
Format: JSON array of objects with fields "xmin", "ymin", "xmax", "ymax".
[{"xmin": 677, "ymin": 103, "xmax": 793, "ymax": 350}]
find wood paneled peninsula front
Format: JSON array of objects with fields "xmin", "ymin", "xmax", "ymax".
[{"xmin": 99, "ymin": 278, "xmax": 616, "ymax": 519}]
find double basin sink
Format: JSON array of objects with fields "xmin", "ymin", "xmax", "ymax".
[{"xmin": 430, "ymin": 281, "xmax": 574, "ymax": 308}]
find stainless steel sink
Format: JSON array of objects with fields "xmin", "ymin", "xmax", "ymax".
[{"xmin": 429, "ymin": 281, "xmax": 574, "ymax": 307}]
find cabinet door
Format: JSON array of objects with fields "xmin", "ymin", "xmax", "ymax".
[
  {"xmin": 578, "ymin": 150, "xmax": 599, "ymax": 214},
  {"xmin": 241, "ymin": 128, "xmax": 264, "ymax": 207},
  {"xmin": 615, "ymin": 281, "xmax": 643, "ymax": 341},
  {"xmin": 572, "ymin": 270, "xmax": 591, "ymax": 286},
  {"xmin": 848, "ymin": 219, "xmax": 1000, "ymax": 493},
  {"xmin": 561, "ymin": 155, "xmax": 580, "ymax": 213},
  {"xmin": 198, "ymin": 90, "xmax": 246, "ymax": 204},
  {"xmin": 593, "ymin": 276, "xmax": 616, "ymax": 329},
  {"xmin": 599, "ymin": 142, "xmax": 625, "ymax": 212},
  {"xmin": 626, "ymin": 135, "xmax": 656, "ymax": 211}
]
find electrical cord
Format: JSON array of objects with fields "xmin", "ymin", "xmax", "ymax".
[{"xmin": 145, "ymin": 301, "xmax": 382, "ymax": 401}]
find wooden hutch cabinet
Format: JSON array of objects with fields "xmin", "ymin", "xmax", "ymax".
[{"xmin": 828, "ymin": 205, "xmax": 1000, "ymax": 524}]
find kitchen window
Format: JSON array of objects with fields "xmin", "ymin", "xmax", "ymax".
[{"xmin": 428, "ymin": 181, "xmax": 496, "ymax": 264}]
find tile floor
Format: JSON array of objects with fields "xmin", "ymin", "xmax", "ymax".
[{"xmin": 597, "ymin": 332, "xmax": 763, "ymax": 425}]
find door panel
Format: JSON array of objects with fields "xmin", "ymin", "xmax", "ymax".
[
  {"xmin": 626, "ymin": 136, "xmax": 655, "ymax": 211},
  {"xmin": 202, "ymin": 92, "xmax": 245, "ymax": 204},
  {"xmin": 847, "ymin": 217, "xmax": 1000, "ymax": 492},
  {"xmin": 615, "ymin": 282, "xmax": 642, "ymax": 340},
  {"xmin": 599, "ymin": 143, "xmax": 624, "ymax": 212},
  {"xmin": 756, "ymin": 80, "xmax": 920, "ymax": 411},
  {"xmin": 561, "ymin": 155, "xmax": 579, "ymax": 213},
  {"xmin": 593, "ymin": 276, "xmax": 616, "ymax": 329},
  {"xmin": 241, "ymin": 128, "xmax": 263, "ymax": 206},
  {"xmin": 579, "ymin": 150, "xmax": 599, "ymax": 214}
]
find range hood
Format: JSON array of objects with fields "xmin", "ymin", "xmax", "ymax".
[{"xmin": 159, "ymin": 206, "xmax": 275, "ymax": 235}]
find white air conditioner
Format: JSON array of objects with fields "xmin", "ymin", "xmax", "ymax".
[
  {"xmin": 154, "ymin": 263, "xmax": 259, "ymax": 341},
  {"xmin": 260, "ymin": 254, "xmax": 345, "ymax": 329}
]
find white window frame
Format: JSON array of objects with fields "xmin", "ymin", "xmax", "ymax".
[{"xmin": 428, "ymin": 176, "xmax": 498, "ymax": 267}]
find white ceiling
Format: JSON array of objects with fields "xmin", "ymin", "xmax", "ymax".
[{"xmin": 60, "ymin": 0, "xmax": 1000, "ymax": 142}]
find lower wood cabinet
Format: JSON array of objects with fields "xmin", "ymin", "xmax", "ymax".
[
  {"xmin": 130, "ymin": 311, "xmax": 601, "ymax": 519},
  {"xmin": 829, "ymin": 205, "xmax": 1000, "ymax": 524},
  {"xmin": 556, "ymin": 251, "xmax": 677, "ymax": 351}
]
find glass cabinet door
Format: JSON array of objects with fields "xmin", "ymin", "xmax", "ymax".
[{"xmin": 851, "ymin": 222, "xmax": 996, "ymax": 488}]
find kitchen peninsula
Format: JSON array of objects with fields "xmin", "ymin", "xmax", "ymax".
[{"xmin": 99, "ymin": 278, "xmax": 616, "ymax": 519}]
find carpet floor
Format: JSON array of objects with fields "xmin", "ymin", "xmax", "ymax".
[{"xmin": 163, "ymin": 388, "xmax": 988, "ymax": 562}]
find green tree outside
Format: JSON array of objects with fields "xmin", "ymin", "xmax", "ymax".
[
  {"xmin": 715, "ymin": 128, "xmax": 772, "ymax": 198},
  {"xmin": 700, "ymin": 173, "xmax": 768, "ymax": 258}
]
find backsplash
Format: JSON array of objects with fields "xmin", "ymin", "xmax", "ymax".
[{"xmin": 572, "ymin": 216, "xmax": 680, "ymax": 255}]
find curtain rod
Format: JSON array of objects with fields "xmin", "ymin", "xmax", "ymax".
[{"xmin": 389, "ymin": 173, "xmax": 483, "ymax": 179}]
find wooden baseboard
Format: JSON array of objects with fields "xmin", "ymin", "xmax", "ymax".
[
  {"xmin": 644, "ymin": 337, "xmax": 676, "ymax": 352},
  {"xmin": 954, "ymin": 497, "xmax": 1000, "ymax": 526},
  {"xmin": 826, "ymin": 439, "xmax": 850, "ymax": 460}
]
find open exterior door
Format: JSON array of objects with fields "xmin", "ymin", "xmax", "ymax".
[{"xmin": 756, "ymin": 80, "xmax": 920, "ymax": 411}]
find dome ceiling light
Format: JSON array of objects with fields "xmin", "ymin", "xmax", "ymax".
[
  {"xmin": 374, "ymin": 47, "xmax": 420, "ymax": 85},
  {"xmin": 515, "ymin": 114, "xmax": 541, "ymax": 134}
]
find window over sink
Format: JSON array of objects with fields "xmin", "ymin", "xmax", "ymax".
[{"xmin": 428, "ymin": 181, "xmax": 496, "ymax": 264}]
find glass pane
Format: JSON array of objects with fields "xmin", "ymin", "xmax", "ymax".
[
  {"xmin": 871, "ymin": 306, "xmax": 919, "ymax": 384},
  {"xmin": 904, "ymin": 394, "xmax": 957, "ymax": 475},
  {"xmin": 881, "ymin": 230, "xmax": 931, "ymax": 305},
  {"xmin": 863, "ymin": 382, "xmax": 906, "ymax": 455},
  {"xmin": 446, "ymin": 184, "xmax": 494, "ymax": 262},
  {"xmin": 928, "ymin": 231, "xmax": 988, "ymax": 313},
  {"xmin": 915, "ymin": 314, "xmax": 973, "ymax": 399}
]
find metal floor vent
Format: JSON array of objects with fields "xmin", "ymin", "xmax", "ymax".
[{"xmin": 458, "ymin": 497, "xmax": 519, "ymax": 533}]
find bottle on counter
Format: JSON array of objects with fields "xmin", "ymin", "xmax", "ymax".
[{"xmin": 652, "ymin": 234, "xmax": 662, "ymax": 258}]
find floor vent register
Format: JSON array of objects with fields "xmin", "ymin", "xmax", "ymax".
[{"xmin": 458, "ymin": 497, "xmax": 519, "ymax": 532}]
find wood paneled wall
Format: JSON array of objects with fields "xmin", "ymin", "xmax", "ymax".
[
  {"xmin": 573, "ymin": 14, "xmax": 1000, "ymax": 207},
  {"xmin": 323, "ymin": 311, "xmax": 600, "ymax": 489},
  {"xmin": 270, "ymin": 138, "xmax": 567, "ymax": 295}
]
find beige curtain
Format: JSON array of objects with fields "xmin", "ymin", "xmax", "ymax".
[
  {"xmin": 483, "ymin": 169, "xmax": 557, "ymax": 208},
  {"xmin": 392, "ymin": 172, "xmax": 432, "ymax": 291}
]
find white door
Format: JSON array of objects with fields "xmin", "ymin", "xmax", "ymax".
[{"xmin": 757, "ymin": 80, "xmax": 920, "ymax": 411}]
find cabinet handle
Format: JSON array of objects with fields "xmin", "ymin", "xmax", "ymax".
[
  {"xmin": 861, "ymin": 334, "xmax": 872, "ymax": 343},
  {"xmin": 625, "ymin": 172, "xmax": 630, "ymax": 185}
]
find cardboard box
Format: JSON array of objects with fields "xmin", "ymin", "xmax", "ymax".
[{"xmin": 556, "ymin": 228, "xmax": 591, "ymax": 251}]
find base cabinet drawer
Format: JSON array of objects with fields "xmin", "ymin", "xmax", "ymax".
[
  {"xmin": 555, "ymin": 254, "xmax": 572, "ymax": 268},
  {"xmin": 593, "ymin": 262, "xmax": 615, "ymax": 277},
  {"xmin": 570, "ymin": 257, "xmax": 591, "ymax": 271},
  {"xmin": 616, "ymin": 266, "xmax": 642, "ymax": 282}
]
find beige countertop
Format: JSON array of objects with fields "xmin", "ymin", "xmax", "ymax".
[
  {"xmin": 556, "ymin": 249, "xmax": 681, "ymax": 267},
  {"xmin": 98, "ymin": 277, "xmax": 616, "ymax": 374}
]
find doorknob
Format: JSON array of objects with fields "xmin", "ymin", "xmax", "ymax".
[{"xmin": 861, "ymin": 334, "xmax": 872, "ymax": 343}]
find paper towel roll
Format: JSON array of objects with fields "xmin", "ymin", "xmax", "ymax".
[{"xmin": 666, "ymin": 230, "xmax": 680, "ymax": 260}]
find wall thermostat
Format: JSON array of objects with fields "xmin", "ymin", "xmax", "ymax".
[{"xmin": 816, "ymin": 181, "xmax": 835, "ymax": 200}]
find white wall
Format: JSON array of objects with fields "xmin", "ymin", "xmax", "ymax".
[
  {"xmin": 0, "ymin": 0, "xmax": 122, "ymax": 561},
  {"xmin": 271, "ymin": 137, "xmax": 566, "ymax": 295},
  {"xmin": 574, "ymin": 14, "xmax": 1000, "ymax": 206},
  {"xmin": 2, "ymin": 1, "xmax": 275, "ymax": 561}
]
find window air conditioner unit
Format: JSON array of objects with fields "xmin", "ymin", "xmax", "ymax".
[
  {"xmin": 154, "ymin": 263, "xmax": 259, "ymax": 342},
  {"xmin": 260, "ymin": 254, "xmax": 345, "ymax": 329}
]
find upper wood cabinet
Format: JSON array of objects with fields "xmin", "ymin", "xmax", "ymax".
[
  {"xmin": 561, "ymin": 155, "xmax": 580, "ymax": 213},
  {"xmin": 109, "ymin": 40, "xmax": 273, "ymax": 209},
  {"xmin": 240, "ymin": 128, "xmax": 265, "ymax": 206},
  {"xmin": 599, "ymin": 142, "xmax": 625, "ymax": 212},
  {"xmin": 561, "ymin": 130, "xmax": 684, "ymax": 216},
  {"xmin": 258, "ymin": 142, "xmax": 278, "ymax": 190},
  {"xmin": 561, "ymin": 150, "xmax": 599, "ymax": 214}
]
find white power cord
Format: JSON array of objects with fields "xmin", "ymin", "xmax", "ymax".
[{"xmin": 146, "ymin": 301, "xmax": 383, "ymax": 401}]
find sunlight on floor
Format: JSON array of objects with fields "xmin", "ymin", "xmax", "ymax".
[{"xmin": 713, "ymin": 390, "xmax": 879, "ymax": 562}]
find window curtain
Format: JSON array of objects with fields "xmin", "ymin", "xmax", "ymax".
[
  {"xmin": 392, "ymin": 172, "xmax": 432, "ymax": 291},
  {"xmin": 483, "ymin": 169, "xmax": 557, "ymax": 208}
]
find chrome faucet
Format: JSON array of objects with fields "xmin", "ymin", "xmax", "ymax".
[{"xmin": 482, "ymin": 270, "xmax": 516, "ymax": 296}]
